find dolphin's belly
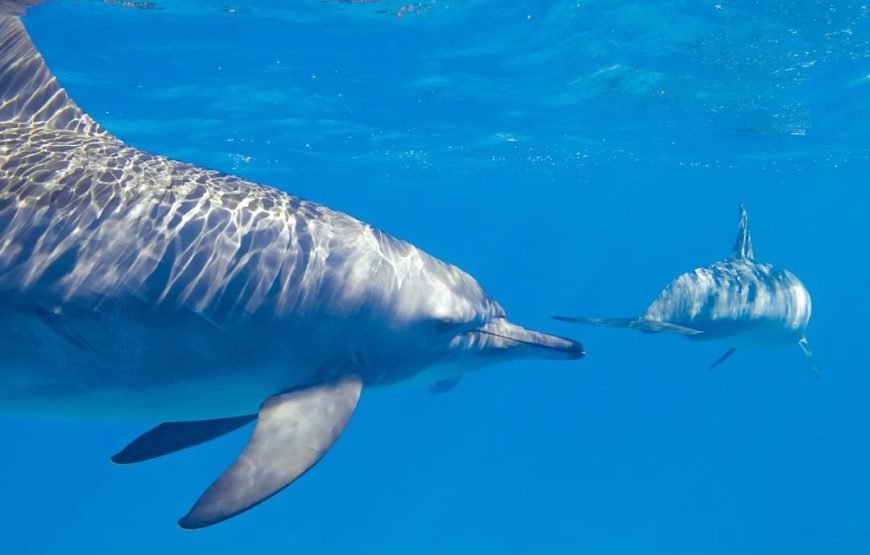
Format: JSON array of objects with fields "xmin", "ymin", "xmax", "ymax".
[
  {"xmin": 0, "ymin": 299, "xmax": 326, "ymax": 420},
  {"xmin": 645, "ymin": 260, "xmax": 811, "ymax": 345}
]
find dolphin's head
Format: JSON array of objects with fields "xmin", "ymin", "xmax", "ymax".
[
  {"xmin": 382, "ymin": 254, "xmax": 584, "ymax": 378},
  {"xmin": 336, "ymin": 235, "xmax": 583, "ymax": 385}
]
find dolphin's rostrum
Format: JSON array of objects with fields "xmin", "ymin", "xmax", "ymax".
[
  {"xmin": 554, "ymin": 205, "xmax": 817, "ymax": 374},
  {"xmin": 0, "ymin": 4, "xmax": 583, "ymax": 528}
]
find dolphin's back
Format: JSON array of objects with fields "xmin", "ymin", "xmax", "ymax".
[
  {"xmin": 1, "ymin": 124, "xmax": 347, "ymax": 317},
  {"xmin": 0, "ymin": 118, "xmax": 470, "ymax": 327},
  {"xmin": 0, "ymin": 15, "xmax": 425, "ymax": 324}
]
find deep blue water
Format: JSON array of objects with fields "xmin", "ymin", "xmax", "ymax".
[{"xmin": 2, "ymin": 0, "xmax": 869, "ymax": 553}]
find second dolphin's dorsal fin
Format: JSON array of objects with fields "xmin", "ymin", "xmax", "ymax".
[
  {"xmin": 0, "ymin": 13, "xmax": 103, "ymax": 135},
  {"xmin": 732, "ymin": 204, "xmax": 754, "ymax": 260}
]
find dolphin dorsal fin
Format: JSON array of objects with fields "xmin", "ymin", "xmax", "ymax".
[
  {"xmin": 0, "ymin": 11, "xmax": 103, "ymax": 135},
  {"xmin": 732, "ymin": 204, "xmax": 754, "ymax": 260}
]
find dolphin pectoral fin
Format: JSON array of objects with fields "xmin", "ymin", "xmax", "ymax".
[
  {"xmin": 552, "ymin": 316, "xmax": 703, "ymax": 336},
  {"xmin": 178, "ymin": 376, "xmax": 364, "ymax": 529},
  {"xmin": 799, "ymin": 337, "xmax": 821, "ymax": 379},
  {"xmin": 430, "ymin": 376, "xmax": 462, "ymax": 395},
  {"xmin": 709, "ymin": 347, "xmax": 737, "ymax": 369},
  {"xmin": 111, "ymin": 415, "xmax": 257, "ymax": 464}
]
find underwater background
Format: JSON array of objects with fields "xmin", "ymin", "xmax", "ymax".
[{"xmin": 2, "ymin": 0, "xmax": 869, "ymax": 552}]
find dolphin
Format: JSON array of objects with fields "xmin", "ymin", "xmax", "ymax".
[
  {"xmin": 0, "ymin": 3, "xmax": 584, "ymax": 528},
  {"xmin": 554, "ymin": 205, "xmax": 817, "ymax": 374}
]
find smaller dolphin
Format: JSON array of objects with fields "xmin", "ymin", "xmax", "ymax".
[{"xmin": 554, "ymin": 205, "xmax": 818, "ymax": 374}]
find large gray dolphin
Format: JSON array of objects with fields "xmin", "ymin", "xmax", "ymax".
[
  {"xmin": 554, "ymin": 205, "xmax": 817, "ymax": 373},
  {"xmin": 0, "ymin": 3, "xmax": 584, "ymax": 528}
]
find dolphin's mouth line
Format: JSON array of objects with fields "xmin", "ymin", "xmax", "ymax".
[
  {"xmin": 472, "ymin": 329, "xmax": 585, "ymax": 357},
  {"xmin": 473, "ymin": 329, "xmax": 534, "ymax": 347}
]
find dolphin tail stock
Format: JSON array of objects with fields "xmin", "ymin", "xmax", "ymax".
[
  {"xmin": 798, "ymin": 337, "xmax": 821, "ymax": 379},
  {"xmin": 552, "ymin": 315, "xmax": 703, "ymax": 336},
  {"xmin": 178, "ymin": 376, "xmax": 364, "ymax": 529}
]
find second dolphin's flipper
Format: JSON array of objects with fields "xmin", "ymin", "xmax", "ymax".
[
  {"xmin": 430, "ymin": 376, "xmax": 462, "ymax": 395},
  {"xmin": 552, "ymin": 316, "xmax": 703, "ymax": 336},
  {"xmin": 709, "ymin": 347, "xmax": 737, "ymax": 369},
  {"xmin": 112, "ymin": 415, "xmax": 257, "ymax": 464},
  {"xmin": 799, "ymin": 337, "xmax": 821, "ymax": 379},
  {"xmin": 178, "ymin": 376, "xmax": 364, "ymax": 529}
]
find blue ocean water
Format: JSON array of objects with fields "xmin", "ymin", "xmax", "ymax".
[{"xmin": 2, "ymin": 0, "xmax": 869, "ymax": 552}]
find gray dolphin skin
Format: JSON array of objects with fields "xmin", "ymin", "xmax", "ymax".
[
  {"xmin": 0, "ymin": 2, "xmax": 584, "ymax": 528},
  {"xmin": 554, "ymin": 205, "xmax": 817, "ymax": 374}
]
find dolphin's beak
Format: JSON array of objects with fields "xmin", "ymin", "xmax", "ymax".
[{"xmin": 475, "ymin": 318, "xmax": 585, "ymax": 360}]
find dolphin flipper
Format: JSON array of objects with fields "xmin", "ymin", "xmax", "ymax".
[
  {"xmin": 430, "ymin": 376, "xmax": 462, "ymax": 395},
  {"xmin": 709, "ymin": 347, "xmax": 737, "ymax": 369},
  {"xmin": 178, "ymin": 376, "xmax": 364, "ymax": 529},
  {"xmin": 112, "ymin": 415, "xmax": 257, "ymax": 464},
  {"xmin": 552, "ymin": 316, "xmax": 703, "ymax": 336},
  {"xmin": 798, "ymin": 337, "xmax": 821, "ymax": 379}
]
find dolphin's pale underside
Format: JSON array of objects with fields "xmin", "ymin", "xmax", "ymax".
[
  {"xmin": 555, "ymin": 205, "xmax": 817, "ymax": 374},
  {"xmin": 0, "ymin": 3, "xmax": 584, "ymax": 528}
]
